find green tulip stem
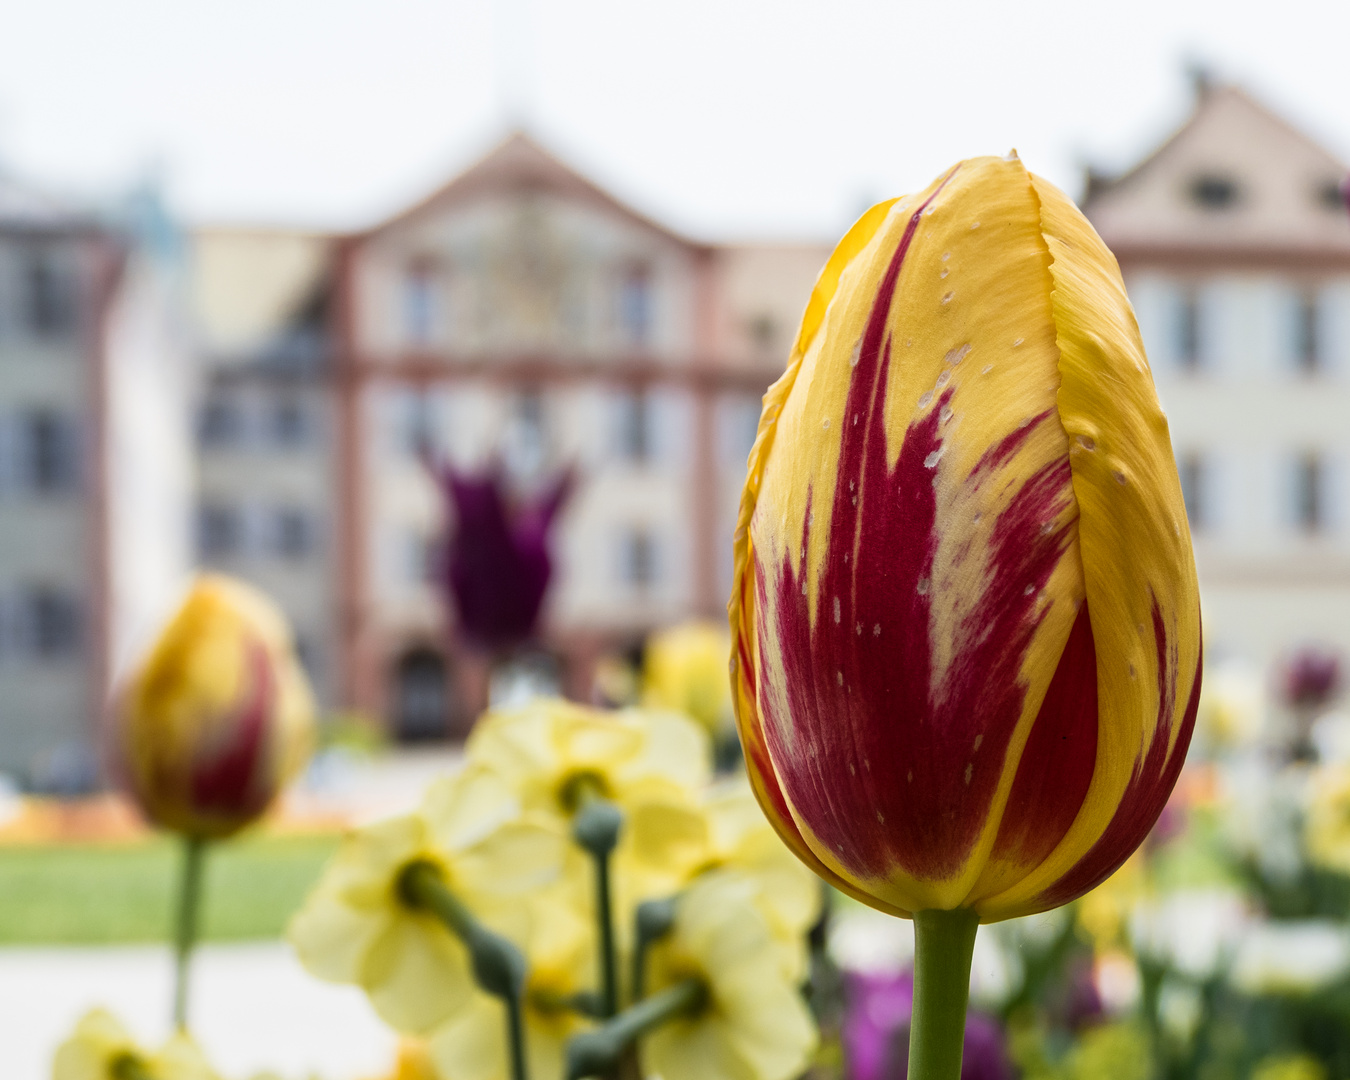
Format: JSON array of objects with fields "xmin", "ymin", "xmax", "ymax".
[
  {"xmin": 564, "ymin": 977, "xmax": 707, "ymax": 1080},
  {"xmin": 571, "ymin": 797, "xmax": 624, "ymax": 1018},
  {"xmin": 908, "ymin": 908, "xmax": 979, "ymax": 1080},
  {"xmin": 400, "ymin": 861, "xmax": 529, "ymax": 1080},
  {"xmin": 171, "ymin": 835, "xmax": 207, "ymax": 1030}
]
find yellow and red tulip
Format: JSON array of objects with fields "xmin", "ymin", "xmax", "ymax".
[
  {"xmin": 113, "ymin": 574, "xmax": 316, "ymax": 839},
  {"xmin": 730, "ymin": 154, "xmax": 1201, "ymax": 924}
]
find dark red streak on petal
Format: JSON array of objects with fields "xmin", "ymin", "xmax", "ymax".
[
  {"xmin": 989, "ymin": 602, "xmax": 1099, "ymax": 871},
  {"xmin": 1036, "ymin": 602, "xmax": 1201, "ymax": 907},
  {"xmin": 753, "ymin": 171, "xmax": 1081, "ymax": 883},
  {"xmin": 190, "ymin": 638, "xmax": 275, "ymax": 816}
]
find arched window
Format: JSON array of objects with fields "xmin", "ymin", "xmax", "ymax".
[{"xmin": 392, "ymin": 647, "xmax": 450, "ymax": 742}]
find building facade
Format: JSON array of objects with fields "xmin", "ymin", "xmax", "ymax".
[
  {"xmin": 1084, "ymin": 81, "xmax": 1350, "ymax": 675},
  {"xmin": 328, "ymin": 135, "xmax": 829, "ymax": 733}
]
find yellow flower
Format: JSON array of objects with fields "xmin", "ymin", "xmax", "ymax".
[
  {"xmin": 52, "ymin": 1009, "xmax": 219, "ymax": 1080},
  {"xmin": 643, "ymin": 622, "xmax": 734, "ymax": 737},
  {"xmin": 730, "ymin": 155, "xmax": 1201, "ymax": 922},
  {"xmin": 1306, "ymin": 764, "xmax": 1350, "ymax": 874},
  {"xmin": 430, "ymin": 902, "xmax": 594, "ymax": 1080},
  {"xmin": 1252, "ymin": 1054, "xmax": 1328, "ymax": 1080},
  {"xmin": 112, "ymin": 574, "xmax": 316, "ymax": 839},
  {"xmin": 359, "ymin": 1040, "xmax": 440, "ymax": 1080},
  {"xmin": 1077, "ymin": 851, "xmax": 1147, "ymax": 953},
  {"xmin": 288, "ymin": 795, "xmax": 564, "ymax": 1035},
  {"xmin": 643, "ymin": 873, "xmax": 817, "ymax": 1080},
  {"xmin": 464, "ymin": 698, "xmax": 710, "ymax": 823}
]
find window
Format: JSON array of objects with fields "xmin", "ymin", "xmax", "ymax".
[
  {"xmin": 22, "ymin": 410, "xmax": 80, "ymax": 493},
  {"xmin": 617, "ymin": 389, "xmax": 651, "ymax": 463},
  {"xmin": 1189, "ymin": 174, "xmax": 1239, "ymax": 210},
  {"xmin": 623, "ymin": 528, "xmax": 656, "ymax": 589},
  {"xmin": 1177, "ymin": 290, "xmax": 1201, "ymax": 372},
  {"xmin": 198, "ymin": 504, "xmax": 244, "ymax": 558},
  {"xmin": 404, "ymin": 260, "xmax": 438, "ymax": 346},
  {"xmin": 199, "ymin": 396, "xmax": 244, "ymax": 447},
  {"xmin": 1296, "ymin": 293, "xmax": 1322, "ymax": 375},
  {"xmin": 1178, "ymin": 452, "xmax": 1206, "ymax": 531},
  {"xmin": 1295, "ymin": 453, "xmax": 1325, "ymax": 533},
  {"xmin": 273, "ymin": 507, "xmax": 316, "ymax": 558},
  {"xmin": 270, "ymin": 397, "xmax": 310, "ymax": 447},
  {"xmin": 502, "ymin": 388, "xmax": 546, "ymax": 478},
  {"xmin": 618, "ymin": 264, "xmax": 652, "ymax": 346},
  {"xmin": 403, "ymin": 393, "xmax": 436, "ymax": 458},
  {"xmin": 23, "ymin": 245, "xmax": 77, "ymax": 337},
  {"xmin": 1319, "ymin": 179, "xmax": 1347, "ymax": 212},
  {"xmin": 25, "ymin": 587, "xmax": 81, "ymax": 658}
]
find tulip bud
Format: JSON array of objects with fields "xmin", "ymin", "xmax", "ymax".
[
  {"xmin": 730, "ymin": 156, "xmax": 1201, "ymax": 922},
  {"xmin": 113, "ymin": 574, "xmax": 317, "ymax": 839}
]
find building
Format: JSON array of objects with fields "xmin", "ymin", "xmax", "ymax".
[
  {"xmin": 1084, "ymin": 78, "xmax": 1350, "ymax": 674},
  {"xmin": 0, "ymin": 179, "xmax": 191, "ymax": 782},
  {"xmin": 330, "ymin": 134, "xmax": 829, "ymax": 733},
  {"xmin": 188, "ymin": 136, "xmax": 832, "ymax": 737}
]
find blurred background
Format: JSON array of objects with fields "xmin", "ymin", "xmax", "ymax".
[{"xmin": 2, "ymin": 1, "xmax": 1350, "ymax": 1078}]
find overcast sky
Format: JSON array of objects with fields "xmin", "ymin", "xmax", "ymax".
[{"xmin": 0, "ymin": 0, "xmax": 1346, "ymax": 240}]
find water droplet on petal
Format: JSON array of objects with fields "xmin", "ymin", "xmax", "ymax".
[
  {"xmin": 873, "ymin": 624, "xmax": 881, "ymax": 637},
  {"xmin": 939, "ymin": 404, "xmax": 953, "ymax": 424},
  {"xmin": 1076, "ymin": 435, "xmax": 1096, "ymax": 451},
  {"xmin": 916, "ymin": 577, "xmax": 931, "ymax": 595},
  {"xmin": 941, "ymin": 291, "xmax": 955, "ymax": 304},
  {"xmin": 970, "ymin": 221, "xmax": 981, "ymax": 230},
  {"xmin": 1114, "ymin": 470, "xmax": 1128, "ymax": 485},
  {"xmin": 1024, "ymin": 584, "xmax": 1036, "ymax": 596},
  {"xmin": 833, "ymin": 596, "xmax": 841, "ymax": 623},
  {"xmin": 856, "ymin": 622, "xmax": 862, "ymax": 635},
  {"xmin": 850, "ymin": 340, "xmax": 862, "ymax": 367},
  {"xmin": 924, "ymin": 447, "xmax": 945, "ymax": 469},
  {"xmin": 837, "ymin": 670, "xmax": 843, "ymax": 686},
  {"xmin": 1013, "ymin": 337, "xmax": 1024, "ymax": 347},
  {"xmin": 964, "ymin": 763, "xmax": 973, "ymax": 785},
  {"xmin": 973, "ymin": 734, "xmax": 983, "ymax": 751},
  {"xmin": 822, "ymin": 417, "xmax": 830, "ymax": 429},
  {"xmin": 876, "ymin": 810, "xmax": 885, "ymax": 823},
  {"xmin": 917, "ymin": 390, "xmax": 934, "ymax": 408},
  {"xmin": 936, "ymin": 370, "xmax": 951, "ymax": 388},
  {"xmin": 981, "ymin": 364, "xmax": 993, "ymax": 375},
  {"xmin": 939, "ymin": 268, "xmax": 949, "ymax": 279},
  {"xmin": 942, "ymin": 251, "xmax": 951, "ymax": 261}
]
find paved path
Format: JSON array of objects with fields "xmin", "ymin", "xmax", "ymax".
[{"xmin": 0, "ymin": 942, "xmax": 397, "ymax": 1080}]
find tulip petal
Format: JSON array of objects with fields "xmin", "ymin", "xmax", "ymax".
[
  {"xmin": 972, "ymin": 177, "xmax": 1202, "ymax": 921},
  {"xmin": 744, "ymin": 159, "xmax": 1089, "ymax": 911}
]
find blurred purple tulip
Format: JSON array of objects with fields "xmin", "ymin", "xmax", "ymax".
[
  {"xmin": 1283, "ymin": 646, "xmax": 1342, "ymax": 711},
  {"xmin": 431, "ymin": 462, "xmax": 571, "ymax": 650},
  {"xmin": 842, "ymin": 970, "xmax": 1011, "ymax": 1080}
]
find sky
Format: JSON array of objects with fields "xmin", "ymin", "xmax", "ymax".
[{"xmin": 0, "ymin": 0, "xmax": 1347, "ymax": 240}]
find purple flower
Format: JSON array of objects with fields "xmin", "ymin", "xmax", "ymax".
[
  {"xmin": 842, "ymin": 970, "xmax": 1012, "ymax": 1080},
  {"xmin": 1284, "ymin": 646, "xmax": 1342, "ymax": 710},
  {"xmin": 432, "ymin": 463, "xmax": 571, "ymax": 650}
]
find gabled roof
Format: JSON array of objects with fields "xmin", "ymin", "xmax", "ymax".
[
  {"xmin": 364, "ymin": 131, "xmax": 707, "ymax": 251},
  {"xmin": 1084, "ymin": 83, "xmax": 1350, "ymax": 261}
]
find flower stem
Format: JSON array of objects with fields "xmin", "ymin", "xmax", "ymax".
[
  {"xmin": 565, "ymin": 978, "xmax": 706, "ymax": 1080},
  {"xmin": 401, "ymin": 861, "xmax": 529, "ymax": 1080},
  {"xmin": 572, "ymin": 798, "xmax": 623, "ymax": 1017},
  {"xmin": 171, "ymin": 835, "xmax": 207, "ymax": 1030},
  {"xmin": 908, "ymin": 907, "xmax": 979, "ymax": 1080},
  {"xmin": 631, "ymin": 896, "xmax": 677, "ymax": 1002}
]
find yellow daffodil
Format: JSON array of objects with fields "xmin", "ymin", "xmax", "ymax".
[
  {"xmin": 430, "ymin": 902, "xmax": 595, "ymax": 1080},
  {"xmin": 112, "ymin": 575, "xmax": 316, "ymax": 839},
  {"xmin": 288, "ymin": 800, "xmax": 563, "ymax": 1035},
  {"xmin": 730, "ymin": 156, "xmax": 1200, "ymax": 923},
  {"xmin": 643, "ymin": 873, "xmax": 817, "ymax": 1080},
  {"xmin": 643, "ymin": 622, "xmax": 734, "ymax": 738},
  {"xmin": 1306, "ymin": 764, "xmax": 1350, "ymax": 874},
  {"xmin": 52, "ymin": 1009, "xmax": 219, "ymax": 1080},
  {"xmin": 464, "ymin": 698, "xmax": 710, "ymax": 823},
  {"xmin": 358, "ymin": 1040, "xmax": 440, "ymax": 1080},
  {"xmin": 1252, "ymin": 1054, "xmax": 1328, "ymax": 1080}
]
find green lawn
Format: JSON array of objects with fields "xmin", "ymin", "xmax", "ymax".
[{"xmin": 0, "ymin": 833, "xmax": 340, "ymax": 945}]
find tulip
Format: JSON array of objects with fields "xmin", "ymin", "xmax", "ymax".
[
  {"xmin": 729, "ymin": 156, "xmax": 1201, "ymax": 1078},
  {"xmin": 114, "ymin": 574, "xmax": 316, "ymax": 839},
  {"xmin": 112, "ymin": 574, "xmax": 316, "ymax": 1028},
  {"xmin": 432, "ymin": 463, "xmax": 571, "ymax": 651},
  {"xmin": 642, "ymin": 621, "xmax": 735, "ymax": 738}
]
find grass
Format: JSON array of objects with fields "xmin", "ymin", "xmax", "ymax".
[{"xmin": 0, "ymin": 833, "xmax": 340, "ymax": 945}]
